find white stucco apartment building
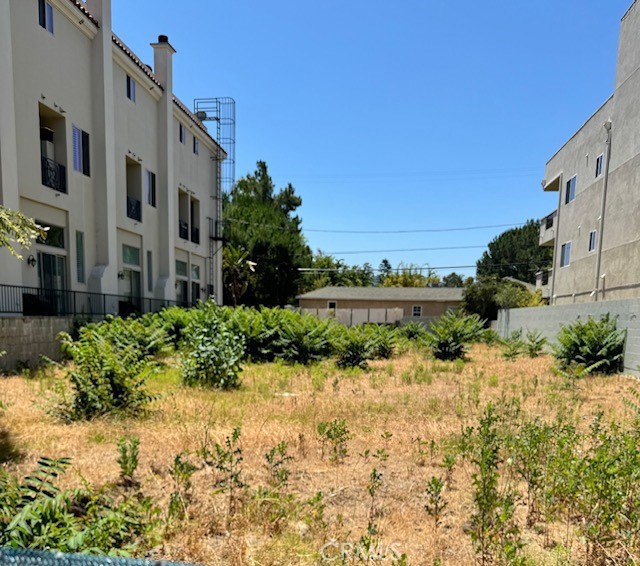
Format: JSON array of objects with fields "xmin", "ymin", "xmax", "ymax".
[
  {"xmin": 0, "ymin": 0, "xmax": 226, "ymax": 316},
  {"xmin": 538, "ymin": 1, "xmax": 640, "ymax": 305}
]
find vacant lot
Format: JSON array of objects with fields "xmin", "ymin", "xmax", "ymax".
[{"xmin": 0, "ymin": 344, "xmax": 638, "ymax": 565}]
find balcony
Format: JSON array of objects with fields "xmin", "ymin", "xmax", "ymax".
[
  {"xmin": 191, "ymin": 225, "xmax": 200, "ymax": 244},
  {"xmin": 535, "ymin": 269, "xmax": 552, "ymax": 299},
  {"xmin": 127, "ymin": 196, "xmax": 141, "ymax": 221},
  {"xmin": 179, "ymin": 220, "xmax": 189, "ymax": 240},
  {"xmin": 41, "ymin": 156, "xmax": 67, "ymax": 193},
  {"xmin": 539, "ymin": 210, "xmax": 557, "ymax": 247}
]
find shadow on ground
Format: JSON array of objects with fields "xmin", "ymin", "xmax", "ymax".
[{"xmin": 0, "ymin": 427, "xmax": 23, "ymax": 464}]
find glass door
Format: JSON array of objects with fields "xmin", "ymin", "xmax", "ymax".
[{"xmin": 37, "ymin": 252, "xmax": 67, "ymax": 314}]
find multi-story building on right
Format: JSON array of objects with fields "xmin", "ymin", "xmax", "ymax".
[{"xmin": 539, "ymin": 1, "xmax": 640, "ymax": 305}]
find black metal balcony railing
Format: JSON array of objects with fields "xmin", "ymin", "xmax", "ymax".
[
  {"xmin": 41, "ymin": 156, "xmax": 67, "ymax": 193},
  {"xmin": 179, "ymin": 220, "xmax": 189, "ymax": 240},
  {"xmin": 191, "ymin": 226, "xmax": 200, "ymax": 244},
  {"xmin": 0, "ymin": 283, "xmax": 184, "ymax": 318},
  {"xmin": 127, "ymin": 196, "xmax": 141, "ymax": 221}
]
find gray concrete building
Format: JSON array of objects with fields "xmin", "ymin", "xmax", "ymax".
[
  {"xmin": 539, "ymin": 1, "xmax": 640, "ymax": 305},
  {"xmin": 0, "ymin": 0, "xmax": 228, "ymax": 317}
]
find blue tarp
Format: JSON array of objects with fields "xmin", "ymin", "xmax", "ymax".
[{"xmin": 0, "ymin": 548, "xmax": 196, "ymax": 565}]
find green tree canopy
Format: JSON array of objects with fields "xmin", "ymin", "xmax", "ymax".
[
  {"xmin": 380, "ymin": 263, "xmax": 440, "ymax": 288},
  {"xmin": 299, "ymin": 252, "xmax": 374, "ymax": 293},
  {"xmin": 462, "ymin": 276, "xmax": 544, "ymax": 322},
  {"xmin": 223, "ymin": 161, "xmax": 311, "ymax": 306},
  {"xmin": 0, "ymin": 206, "xmax": 45, "ymax": 258},
  {"xmin": 476, "ymin": 220, "xmax": 552, "ymax": 284}
]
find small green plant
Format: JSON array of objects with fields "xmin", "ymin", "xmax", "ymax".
[
  {"xmin": 397, "ymin": 321, "xmax": 427, "ymax": 341},
  {"xmin": 501, "ymin": 330, "xmax": 524, "ymax": 360},
  {"xmin": 117, "ymin": 436, "xmax": 140, "ymax": 487},
  {"xmin": 524, "ymin": 329, "xmax": 547, "ymax": 358},
  {"xmin": 167, "ymin": 451, "xmax": 197, "ymax": 522},
  {"xmin": 424, "ymin": 475, "xmax": 447, "ymax": 527},
  {"xmin": 425, "ymin": 310, "xmax": 485, "ymax": 361},
  {"xmin": 211, "ymin": 427, "xmax": 245, "ymax": 521},
  {"xmin": 336, "ymin": 328, "xmax": 374, "ymax": 369},
  {"xmin": 265, "ymin": 441, "xmax": 293, "ymax": 489},
  {"xmin": 367, "ymin": 467, "xmax": 383, "ymax": 523},
  {"xmin": 317, "ymin": 418, "xmax": 351, "ymax": 463},
  {"xmin": 554, "ymin": 314, "xmax": 625, "ymax": 374}
]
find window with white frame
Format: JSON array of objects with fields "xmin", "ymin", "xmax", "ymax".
[
  {"xmin": 38, "ymin": 0, "xmax": 54, "ymax": 34},
  {"xmin": 122, "ymin": 244, "xmax": 140, "ymax": 266},
  {"xmin": 595, "ymin": 154, "xmax": 604, "ymax": 178},
  {"xmin": 564, "ymin": 175, "xmax": 576, "ymax": 204},
  {"xmin": 560, "ymin": 242, "xmax": 571, "ymax": 267},
  {"xmin": 588, "ymin": 230, "xmax": 597, "ymax": 252},
  {"xmin": 412, "ymin": 305, "xmax": 422, "ymax": 317},
  {"xmin": 175, "ymin": 260, "xmax": 188, "ymax": 278},
  {"xmin": 126, "ymin": 75, "xmax": 136, "ymax": 102},
  {"xmin": 72, "ymin": 125, "xmax": 90, "ymax": 176},
  {"xmin": 145, "ymin": 170, "xmax": 156, "ymax": 207},
  {"xmin": 179, "ymin": 124, "xmax": 186, "ymax": 144},
  {"xmin": 328, "ymin": 301, "xmax": 337, "ymax": 310}
]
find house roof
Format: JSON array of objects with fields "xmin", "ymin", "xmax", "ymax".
[
  {"xmin": 67, "ymin": 0, "xmax": 100, "ymax": 27},
  {"xmin": 112, "ymin": 35, "xmax": 163, "ymax": 89},
  {"xmin": 297, "ymin": 286, "xmax": 465, "ymax": 302}
]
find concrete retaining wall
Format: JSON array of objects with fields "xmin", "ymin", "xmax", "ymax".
[
  {"xmin": 0, "ymin": 317, "xmax": 72, "ymax": 372},
  {"xmin": 497, "ymin": 298, "xmax": 640, "ymax": 375}
]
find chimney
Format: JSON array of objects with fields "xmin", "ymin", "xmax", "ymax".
[
  {"xmin": 85, "ymin": 0, "xmax": 111, "ymax": 27},
  {"xmin": 151, "ymin": 34, "xmax": 176, "ymax": 92}
]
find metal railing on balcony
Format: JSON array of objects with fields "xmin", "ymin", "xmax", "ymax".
[
  {"xmin": 127, "ymin": 196, "xmax": 142, "ymax": 221},
  {"xmin": 191, "ymin": 225, "xmax": 200, "ymax": 244},
  {"xmin": 0, "ymin": 284, "xmax": 183, "ymax": 318},
  {"xmin": 41, "ymin": 156, "xmax": 67, "ymax": 193},
  {"xmin": 179, "ymin": 220, "xmax": 189, "ymax": 240}
]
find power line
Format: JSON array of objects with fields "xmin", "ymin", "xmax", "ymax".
[
  {"xmin": 326, "ymin": 245, "xmax": 487, "ymax": 255},
  {"xmin": 299, "ymin": 261, "xmax": 546, "ymax": 273}
]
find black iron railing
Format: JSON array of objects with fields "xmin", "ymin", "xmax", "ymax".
[
  {"xmin": 0, "ymin": 284, "xmax": 184, "ymax": 318},
  {"xmin": 127, "ymin": 196, "xmax": 142, "ymax": 221},
  {"xmin": 191, "ymin": 226, "xmax": 200, "ymax": 244},
  {"xmin": 179, "ymin": 220, "xmax": 189, "ymax": 240},
  {"xmin": 41, "ymin": 156, "xmax": 67, "ymax": 193}
]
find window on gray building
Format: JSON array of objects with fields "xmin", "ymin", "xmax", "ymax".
[
  {"xmin": 38, "ymin": 0, "xmax": 54, "ymax": 34},
  {"xmin": 564, "ymin": 176, "xmax": 576, "ymax": 204},
  {"xmin": 560, "ymin": 242, "xmax": 571, "ymax": 267},
  {"xmin": 595, "ymin": 154, "xmax": 604, "ymax": 177},
  {"xmin": 588, "ymin": 230, "xmax": 597, "ymax": 252},
  {"xmin": 126, "ymin": 75, "xmax": 136, "ymax": 102},
  {"xmin": 72, "ymin": 125, "xmax": 90, "ymax": 176}
]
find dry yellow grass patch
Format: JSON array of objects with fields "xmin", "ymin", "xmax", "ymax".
[{"xmin": 0, "ymin": 344, "xmax": 637, "ymax": 565}]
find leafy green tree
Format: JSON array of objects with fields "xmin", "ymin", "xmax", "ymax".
[
  {"xmin": 222, "ymin": 245, "xmax": 256, "ymax": 306},
  {"xmin": 476, "ymin": 220, "xmax": 552, "ymax": 284},
  {"xmin": 223, "ymin": 161, "xmax": 312, "ymax": 306},
  {"xmin": 300, "ymin": 252, "xmax": 374, "ymax": 293},
  {"xmin": 0, "ymin": 206, "xmax": 45, "ymax": 258},
  {"xmin": 380, "ymin": 263, "xmax": 440, "ymax": 287},
  {"xmin": 463, "ymin": 277, "xmax": 544, "ymax": 322},
  {"xmin": 442, "ymin": 272, "xmax": 465, "ymax": 288}
]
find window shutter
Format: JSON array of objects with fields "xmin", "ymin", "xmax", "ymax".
[
  {"xmin": 45, "ymin": 2, "xmax": 54, "ymax": 33},
  {"xmin": 73, "ymin": 126, "xmax": 81, "ymax": 172},
  {"xmin": 76, "ymin": 231, "xmax": 85, "ymax": 283},
  {"xmin": 81, "ymin": 130, "xmax": 90, "ymax": 176},
  {"xmin": 38, "ymin": 0, "xmax": 46, "ymax": 28}
]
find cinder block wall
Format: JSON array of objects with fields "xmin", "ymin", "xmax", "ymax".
[
  {"xmin": 497, "ymin": 299, "xmax": 640, "ymax": 376},
  {"xmin": 0, "ymin": 318, "xmax": 72, "ymax": 372}
]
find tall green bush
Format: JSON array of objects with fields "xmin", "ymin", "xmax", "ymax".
[
  {"xmin": 425, "ymin": 310, "xmax": 486, "ymax": 361},
  {"xmin": 554, "ymin": 314, "xmax": 626, "ymax": 374}
]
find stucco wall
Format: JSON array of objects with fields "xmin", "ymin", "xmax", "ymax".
[
  {"xmin": 0, "ymin": 317, "xmax": 72, "ymax": 371},
  {"xmin": 496, "ymin": 299, "xmax": 640, "ymax": 376}
]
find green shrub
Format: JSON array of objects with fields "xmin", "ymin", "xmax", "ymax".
[
  {"xmin": 272, "ymin": 311, "xmax": 335, "ymax": 364},
  {"xmin": 364, "ymin": 324, "xmax": 397, "ymax": 360},
  {"xmin": 397, "ymin": 321, "xmax": 427, "ymax": 341},
  {"xmin": 554, "ymin": 314, "xmax": 625, "ymax": 374},
  {"xmin": 501, "ymin": 330, "xmax": 525, "ymax": 361},
  {"xmin": 181, "ymin": 304, "xmax": 245, "ymax": 389},
  {"xmin": 56, "ymin": 328, "xmax": 156, "ymax": 421},
  {"xmin": 524, "ymin": 329, "xmax": 547, "ymax": 358},
  {"xmin": 336, "ymin": 328, "xmax": 374, "ymax": 369},
  {"xmin": 425, "ymin": 310, "xmax": 486, "ymax": 361}
]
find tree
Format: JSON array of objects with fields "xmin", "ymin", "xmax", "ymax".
[
  {"xmin": 300, "ymin": 252, "xmax": 374, "ymax": 293},
  {"xmin": 0, "ymin": 207, "xmax": 45, "ymax": 258},
  {"xmin": 380, "ymin": 263, "xmax": 440, "ymax": 288},
  {"xmin": 442, "ymin": 272, "xmax": 465, "ymax": 288},
  {"xmin": 476, "ymin": 220, "xmax": 552, "ymax": 284},
  {"xmin": 463, "ymin": 277, "xmax": 545, "ymax": 323},
  {"xmin": 222, "ymin": 245, "xmax": 256, "ymax": 306},
  {"xmin": 223, "ymin": 161, "xmax": 311, "ymax": 306}
]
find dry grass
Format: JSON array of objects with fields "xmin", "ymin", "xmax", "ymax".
[{"xmin": 0, "ymin": 344, "xmax": 638, "ymax": 565}]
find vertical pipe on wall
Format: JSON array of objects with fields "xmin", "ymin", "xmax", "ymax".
[{"xmin": 594, "ymin": 121, "xmax": 612, "ymax": 301}]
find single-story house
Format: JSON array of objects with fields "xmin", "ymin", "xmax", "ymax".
[{"xmin": 297, "ymin": 286, "xmax": 464, "ymax": 324}]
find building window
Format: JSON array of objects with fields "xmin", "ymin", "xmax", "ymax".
[
  {"xmin": 126, "ymin": 75, "xmax": 136, "ymax": 102},
  {"xmin": 36, "ymin": 221, "xmax": 65, "ymax": 249},
  {"xmin": 122, "ymin": 244, "xmax": 140, "ymax": 266},
  {"xmin": 595, "ymin": 154, "xmax": 604, "ymax": 178},
  {"xmin": 72, "ymin": 125, "xmax": 90, "ymax": 176},
  {"xmin": 564, "ymin": 175, "xmax": 576, "ymax": 204},
  {"xmin": 193, "ymin": 137, "xmax": 199, "ymax": 155},
  {"xmin": 191, "ymin": 264, "xmax": 200, "ymax": 281},
  {"xmin": 179, "ymin": 124, "xmax": 186, "ymax": 144},
  {"xmin": 147, "ymin": 251, "xmax": 153, "ymax": 292},
  {"xmin": 412, "ymin": 305, "xmax": 422, "ymax": 317},
  {"xmin": 560, "ymin": 241, "xmax": 571, "ymax": 267},
  {"xmin": 588, "ymin": 230, "xmax": 597, "ymax": 252},
  {"xmin": 76, "ymin": 231, "xmax": 85, "ymax": 283},
  {"xmin": 38, "ymin": 0, "xmax": 54, "ymax": 34},
  {"xmin": 328, "ymin": 301, "xmax": 337, "ymax": 310},
  {"xmin": 176, "ymin": 260, "xmax": 188, "ymax": 277},
  {"xmin": 145, "ymin": 170, "xmax": 156, "ymax": 207}
]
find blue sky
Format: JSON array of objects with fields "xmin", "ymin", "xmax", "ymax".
[{"xmin": 113, "ymin": 0, "xmax": 632, "ymax": 277}]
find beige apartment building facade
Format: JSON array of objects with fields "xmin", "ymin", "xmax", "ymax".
[
  {"xmin": 0, "ymin": 0, "xmax": 226, "ymax": 316},
  {"xmin": 539, "ymin": 1, "xmax": 640, "ymax": 305}
]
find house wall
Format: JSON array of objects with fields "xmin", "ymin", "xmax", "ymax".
[
  {"xmin": 544, "ymin": 2, "xmax": 640, "ymax": 305},
  {"xmin": 298, "ymin": 298, "xmax": 462, "ymax": 318},
  {"xmin": 0, "ymin": 0, "xmax": 224, "ymax": 310}
]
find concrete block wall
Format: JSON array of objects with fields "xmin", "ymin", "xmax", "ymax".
[
  {"xmin": 0, "ymin": 317, "xmax": 73, "ymax": 372},
  {"xmin": 497, "ymin": 298, "xmax": 640, "ymax": 375}
]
